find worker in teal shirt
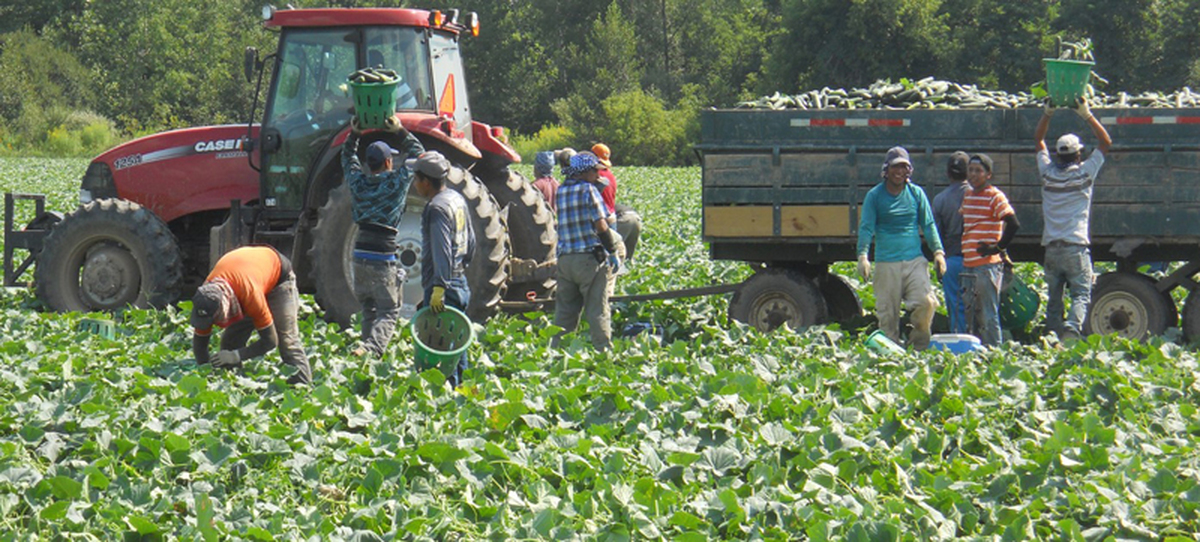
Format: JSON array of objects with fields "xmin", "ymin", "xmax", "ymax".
[{"xmin": 857, "ymin": 146, "xmax": 947, "ymax": 351}]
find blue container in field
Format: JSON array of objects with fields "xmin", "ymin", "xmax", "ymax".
[{"xmin": 929, "ymin": 333, "xmax": 984, "ymax": 354}]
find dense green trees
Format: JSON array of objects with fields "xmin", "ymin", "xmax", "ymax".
[{"xmin": 1, "ymin": 0, "xmax": 1198, "ymax": 162}]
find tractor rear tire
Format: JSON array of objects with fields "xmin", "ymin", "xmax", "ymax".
[
  {"xmin": 36, "ymin": 199, "xmax": 182, "ymax": 312},
  {"xmin": 309, "ymin": 168, "xmax": 509, "ymax": 327},
  {"xmin": 729, "ymin": 268, "xmax": 828, "ymax": 332},
  {"xmin": 476, "ymin": 167, "xmax": 557, "ymax": 300}
]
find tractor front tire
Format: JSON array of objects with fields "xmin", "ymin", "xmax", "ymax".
[{"xmin": 36, "ymin": 199, "xmax": 182, "ymax": 312}]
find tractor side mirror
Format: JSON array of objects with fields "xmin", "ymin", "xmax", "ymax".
[{"xmin": 244, "ymin": 47, "xmax": 259, "ymax": 83}]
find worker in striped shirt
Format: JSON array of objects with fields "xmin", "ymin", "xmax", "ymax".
[{"xmin": 959, "ymin": 154, "xmax": 1020, "ymax": 346}]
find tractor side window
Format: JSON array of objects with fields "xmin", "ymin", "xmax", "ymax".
[{"xmin": 364, "ymin": 27, "xmax": 432, "ymax": 111}]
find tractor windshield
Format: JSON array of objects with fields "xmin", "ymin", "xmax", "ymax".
[{"xmin": 363, "ymin": 27, "xmax": 433, "ymax": 111}]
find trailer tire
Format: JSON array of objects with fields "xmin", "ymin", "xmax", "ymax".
[
  {"xmin": 477, "ymin": 167, "xmax": 556, "ymax": 300},
  {"xmin": 818, "ymin": 273, "xmax": 862, "ymax": 323},
  {"xmin": 1084, "ymin": 272, "xmax": 1173, "ymax": 339},
  {"xmin": 729, "ymin": 269, "xmax": 828, "ymax": 332},
  {"xmin": 309, "ymin": 169, "xmax": 509, "ymax": 327},
  {"xmin": 36, "ymin": 199, "xmax": 182, "ymax": 312}
]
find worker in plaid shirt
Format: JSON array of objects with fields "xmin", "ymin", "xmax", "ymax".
[{"xmin": 553, "ymin": 151, "xmax": 622, "ymax": 350}]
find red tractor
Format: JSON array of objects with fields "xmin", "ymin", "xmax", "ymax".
[{"xmin": 5, "ymin": 6, "xmax": 556, "ymax": 324}]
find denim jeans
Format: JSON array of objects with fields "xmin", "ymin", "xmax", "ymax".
[
  {"xmin": 353, "ymin": 258, "xmax": 405, "ymax": 356},
  {"xmin": 424, "ymin": 276, "xmax": 470, "ymax": 387},
  {"xmin": 220, "ymin": 272, "xmax": 311, "ymax": 385},
  {"xmin": 941, "ymin": 255, "xmax": 967, "ymax": 334},
  {"xmin": 961, "ymin": 262, "xmax": 1004, "ymax": 346},
  {"xmin": 1044, "ymin": 243, "xmax": 1093, "ymax": 337}
]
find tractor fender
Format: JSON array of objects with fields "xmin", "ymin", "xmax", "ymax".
[
  {"xmin": 471, "ymin": 120, "xmax": 520, "ymax": 164},
  {"xmin": 328, "ymin": 113, "xmax": 481, "ymax": 161}
]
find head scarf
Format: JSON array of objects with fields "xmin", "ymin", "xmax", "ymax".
[{"xmin": 534, "ymin": 151, "xmax": 555, "ymax": 178}]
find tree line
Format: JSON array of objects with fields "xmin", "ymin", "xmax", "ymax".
[{"xmin": 1, "ymin": 0, "xmax": 1198, "ymax": 164}]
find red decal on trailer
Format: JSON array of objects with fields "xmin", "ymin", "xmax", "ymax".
[
  {"xmin": 1178, "ymin": 117, "xmax": 1200, "ymax": 124},
  {"xmin": 809, "ymin": 119, "xmax": 844, "ymax": 127},
  {"xmin": 868, "ymin": 119, "xmax": 907, "ymax": 127}
]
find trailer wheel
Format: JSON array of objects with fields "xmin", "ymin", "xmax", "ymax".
[
  {"xmin": 36, "ymin": 199, "xmax": 182, "ymax": 312},
  {"xmin": 818, "ymin": 273, "xmax": 862, "ymax": 323},
  {"xmin": 1084, "ymin": 272, "xmax": 1173, "ymax": 339},
  {"xmin": 729, "ymin": 269, "xmax": 828, "ymax": 332},
  {"xmin": 309, "ymin": 168, "xmax": 509, "ymax": 327},
  {"xmin": 477, "ymin": 167, "xmax": 557, "ymax": 300}
]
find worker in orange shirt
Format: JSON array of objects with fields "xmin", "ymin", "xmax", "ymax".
[{"xmin": 190, "ymin": 246, "xmax": 312, "ymax": 385}]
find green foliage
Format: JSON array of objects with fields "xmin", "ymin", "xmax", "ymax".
[
  {"xmin": 593, "ymin": 89, "xmax": 693, "ymax": 167},
  {"xmin": 0, "ymin": 29, "xmax": 94, "ymax": 150},
  {"xmin": 511, "ymin": 124, "xmax": 575, "ymax": 162},
  {"xmin": 3, "ymin": 158, "xmax": 1200, "ymax": 538}
]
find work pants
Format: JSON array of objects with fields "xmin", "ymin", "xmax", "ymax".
[
  {"xmin": 962, "ymin": 261, "xmax": 1004, "ymax": 346},
  {"xmin": 874, "ymin": 256, "xmax": 938, "ymax": 351},
  {"xmin": 353, "ymin": 258, "xmax": 405, "ymax": 356},
  {"xmin": 220, "ymin": 272, "xmax": 312, "ymax": 385},
  {"xmin": 554, "ymin": 253, "xmax": 612, "ymax": 351}
]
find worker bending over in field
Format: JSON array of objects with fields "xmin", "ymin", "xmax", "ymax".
[
  {"xmin": 592, "ymin": 143, "xmax": 643, "ymax": 261},
  {"xmin": 342, "ymin": 114, "xmax": 423, "ymax": 357},
  {"xmin": 553, "ymin": 152, "xmax": 622, "ymax": 351},
  {"xmin": 960, "ymin": 154, "xmax": 1019, "ymax": 346},
  {"xmin": 191, "ymin": 246, "xmax": 312, "ymax": 385},
  {"xmin": 933, "ymin": 151, "xmax": 971, "ymax": 334},
  {"xmin": 410, "ymin": 151, "xmax": 475, "ymax": 387},
  {"xmin": 857, "ymin": 146, "xmax": 947, "ymax": 351},
  {"xmin": 531, "ymin": 151, "xmax": 559, "ymax": 212},
  {"xmin": 1034, "ymin": 97, "xmax": 1112, "ymax": 340}
]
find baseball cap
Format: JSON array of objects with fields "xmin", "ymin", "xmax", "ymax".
[
  {"xmin": 884, "ymin": 146, "xmax": 912, "ymax": 168},
  {"xmin": 947, "ymin": 151, "xmax": 969, "ymax": 179},
  {"xmin": 969, "ymin": 153, "xmax": 993, "ymax": 173},
  {"xmin": 190, "ymin": 283, "xmax": 223, "ymax": 329},
  {"xmin": 366, "ymin": 141, "xmax": 399, "ymax": 169},
  {"xmin": 591, "ymin": 143, "xmax": 612, "ymax": 168},
  {"xmin": 404, "ymin": 150, "xmax": 451, "ymax": 180},
  {"xmin": 1056, "ymin": 134, "xmax": 1083, "ymax": 155}
]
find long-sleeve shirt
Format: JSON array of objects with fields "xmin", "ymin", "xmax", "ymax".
[
  {"xmin": 341, "ymin": 131, "xmax": 424, "ymax": 231},
  {"xmin": 857, "ymin": 181, "xmax": 943, "ymax": 262},
  {"xmin": 932, "ymin": 181, "xmax": 968, "ymax": 257},
  {"xmin": 421, "ymin": 189, "xmax": 475, "ymax": 291}
]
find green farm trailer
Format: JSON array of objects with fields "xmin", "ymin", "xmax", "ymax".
[{"xmin": 698, "ymin": 107, "xmax": 1200, "ymax": 340}]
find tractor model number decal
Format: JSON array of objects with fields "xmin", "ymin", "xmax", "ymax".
[{"xmin": 113, "ymin": 154, "xmax": 143, "ymax": 170}]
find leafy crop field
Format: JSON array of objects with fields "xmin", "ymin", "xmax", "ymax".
[{"xmin": 1, "ymin": 158, "xmax": 1199, "ymax": 540}]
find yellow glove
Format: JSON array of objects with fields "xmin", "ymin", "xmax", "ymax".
[{"xmin": 430, "ymin": 286, "xmax": 446, "ymax": 313}]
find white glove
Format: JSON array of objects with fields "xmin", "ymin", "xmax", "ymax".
[
  {"xmin": 1043, "ymin": 98, "xmax": 1055, "ymax": 116},
  {"xmin": 1074, "ymin": 97, "xmax": 1092, "ymax": 120},
  {"xmin": 213, "ymin": 349, "xmax": 241, "ymax": 369},
  {"xmin": 857, "ymin": 254, "xmax": 871, "ymax": 281},
  {"xmin": 933, "ymin": 251, "xmax": 947, "ymax": 279}
]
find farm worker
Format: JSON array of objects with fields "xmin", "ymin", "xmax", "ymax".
[
  {"xmin": 592, "ymin": 143, "xmax": 643, "ymax": 260},
  {"xmin": 856, "ymin": 146, "xmax": 947, "ymax": 351},
  {"xmin": 933, "ymin": 151, "xmax": 971, "ymax": 334},
  {"xmin": 191, "ymin": 246, "xmax": 312, "ymax": 386},
  {"xmin": 409, "ymin": 151, "xmax": 476, "ymax": 387},
  {"xmin": 555, "ymin": 147, "xmax": 577, "ymax": 172},
  {"xmin": 530, "ymin": 151, "xmax": 559, "ymax": 212},
  {"xmin": 552, "ymin": 152, "xmax": 622, "ymax": 351},
  {"xmin": 1034, "ymin": 97, "xmax": 1112, "ymax": 340},
  {"xmin": 959, "ymin": 153, "xmax": 1020, "ymax": 346},
  {"xmin": 342, "ymin": 114, "xmax": 424, "ymax": 357}
]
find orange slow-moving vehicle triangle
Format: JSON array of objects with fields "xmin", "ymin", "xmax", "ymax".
[{"xmin": 439, "ymin": 74, "xmax": 456, "ymax": 117}]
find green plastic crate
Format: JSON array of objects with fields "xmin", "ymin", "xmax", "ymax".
[
  {"xmin": 1043, "ymin": 59, "xmax": 1094, "ymax": 107},
  {"xmin": 350, "ymin": 79, "xmax": 399, "ymax": 129}
]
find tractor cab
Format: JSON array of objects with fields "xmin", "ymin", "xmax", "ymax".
[{"xmin": 251, "ymin": 7, "xmax": 476, "ymax": 214}]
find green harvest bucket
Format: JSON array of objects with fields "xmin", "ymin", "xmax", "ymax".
[
  {"xmin": 1043, "ymin": 58, "xmax": 1094, "ymax": 107},
  {"xmin": 410, "ymin": 306, "xmax": 474, "ymax": 378},
  {"xmin": 77, "ymin": 317, "xmax": 117, "ymax": 340},
  {"xmin": 1000, "ymin": 274, "xmax": 1039, "ymax": 331},
  {"xmin": 349, "ymin": 78, "xmax": 399, "ymax": 129},
  {"xmin": 865, "ymin": 329, "xmax": 905, "ymax": 356}
]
